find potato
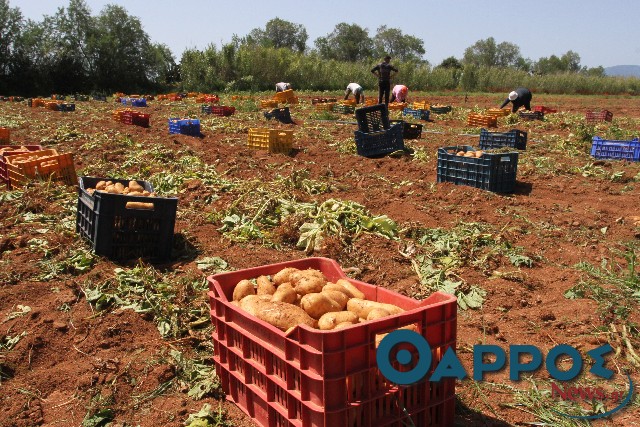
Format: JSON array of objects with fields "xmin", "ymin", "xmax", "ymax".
[
  {"xmin": 233, "ymin": 279, "xmax": 255, "ymax": 301},
  {"xmin": 367, "ymin": 307, "xmax": 391, "ymax": 321},
  {"xmin": 125, "ymin": 201, "xmax": 154, "ymax": 210},
  {"xmin": 240, "ymin": 297, "xmax": 315, "ymax": 331},
  {"xmin": 273, "ymin": 267, "xmax": 299, "ymax": 285},
  {"xmin": 105, "ymin": 184, "xmax": 119, "ymax": 194},
  {"xmin": 300, "ymin": 292, "xmax": 341, "ymax": 319},
  {"xmin": 256, "ymin": 275, "xmax": 276, "ymax": 296},
  {"xmin": 334, "ymin": 322, "xmax": 355, "ymax": 330},
  {"xmin": 294, "ymin": 275, "xmax": 326, "ymax": 296},
  {"xmin": 323, "ymin": 283, "xmax": 350, "ymax": 295},
  {"xmin": 318, "ymin": 311, "xmax": 359, "ymax": 330},
  {"xmin": 95, "ymin": 180, "xmax": 107, "ymax": 190},
  {"xmin": 322, "ymin": 290, "xmax": 348, "ymax": 309},
  {"xmin": 129, "ymin": 180, "xmax": 145, "ymax": 192},
  {"xmin": 271, "ymin": 282, "xmax": 297, "ymax": 304},
  {"xmin": 114, "ymin": 182, "xmax": 125, "ymax": 193},
  {"xmin": 347, "ymin": 298, "xmax": 404, "ymax": 319},
  {"xmin": 335, "ymin": 279, "xmax": 365, "ymax": 300},
  {"xmin": 464, "ymin": 151, "xmax": 476, "ymax": 157},
  {"xmin": 291, "ymin": 269, "xmax": 326, "ymax": 284},
  {"xmin": 474, "ymin": 150, "xmax": 484, "ymax": 158}
]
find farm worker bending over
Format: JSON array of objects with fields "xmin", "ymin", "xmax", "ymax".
[
  {"xmin": 390, "ymin": 85, "xmax": 409, "ymax": 103},
  {"xmin": 344, "ymin": 83, "xmax": 365, "ymax": 104},
  {"xmin": 371, "ymin": 55, "xmax": 398, "ymax": 105},
  {"xmin": 275, "ymin": 82, "xmax": 292, "ymax": 92},
  {"xmin": 500, "ymin": 87, "xmax": 532, "ymax": 112}
]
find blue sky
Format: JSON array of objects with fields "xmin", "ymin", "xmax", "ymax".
[{"xmin": 13, "ymin": 0, "xmax": 640, "ymax": 68}]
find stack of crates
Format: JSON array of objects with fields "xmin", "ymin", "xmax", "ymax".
[
  {"xmin": 354, "ymin": 104, "xmax": 404, "ymax": 157},
  {"xmin": 76, "ymin": 176, "xmax": 178, "ymax": 261},
  {"xmin": 387, "ymin": 102, "xmax": 407, "ymax": 111},
  {"xmin": 402, "ymin": 107, "xmax": 430, "ymax": 121},
  {"xmin": 4, "ymin": 148, "xmax": 76, "ymax": 188},
  {"xmin": 168, "ymin": 118, "xmax": 201, "ymax": 136},
  {"xmin": 479, "ymin": 129, "xmax": 527, "ymax": 150},
  {"xmin": 273, "ymin": 89, "xmax": 299, "ymax": 104},
  {"xmin": 114, "ymin": 109, "xmax": 149, "ymax": 127},
  {"xmin": 259, "ymin": 99, "xmax": 279, "ymax": 109},
  {"xmin": 590, "ymin": 137, "xmax": 640, "ymax": 161},
  {"xmin": 585, "ymin": 110, "xmax": 613, "ymax": 123},
  {"xmin": 437, "ymin": 145, "xmax": 519, "ymax": 193},
  {"xmin": 467, "ymin": 113, "xmax": 497, "ymax": 128},
  {"xmin": 413, "ymin": 101, "xmax": 429, "ymax": 110},
  {"xmin": 1, "ymin": 144, "xmax": 42, "ymax": 189},
  {"xmin": 486, "ymin": 108, "xmax": 511, "ymax": 119},
  {"xmin": 207, "ymin": 257, "xmax": 457, "ymax": 427},
  {"xmin": 247, "ymin": 128, "xmax": 293, "ymax": 153}
]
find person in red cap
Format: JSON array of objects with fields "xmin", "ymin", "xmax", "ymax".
[
  {"xmin": 500, "ymin": 87, "xmax": 532, "ymax": 112},
  {"xmin": 390, "ymin": 84, "xmax": 409, "ymax": 103}
]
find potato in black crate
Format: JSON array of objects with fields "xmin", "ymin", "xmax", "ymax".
[
  {"xmin": 390, "ymin": 120, "xmax": 422, "ymax": 139},
  {"xmin": 479, "ymin": 128, "xmax": 527, "ymax": 150},
  {"xmin": 76, "ymin": 176, "xmax": 178, "ymax": 261},
  {"xmin": 437, "ymin": 146, "xmax": 518, "ymax": 193}
]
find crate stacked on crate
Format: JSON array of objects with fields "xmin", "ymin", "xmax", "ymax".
[
  {"xmin": 590, "ymin": 137, "xmax": 640, "ymax": 161},
  {"xmin": 486, "ymin": 108, "xmax": 511, "ymax": 119},
  {"xmin": 479, "ymin": 128, "xmax": 527, "ymax": 150},
  {"xmin": 113, "ymin": 109, "xmax": 149, "ymax": 127},
  {"xmin": 402, "ymin": 107, "xmax": 430, "ymax": 121},
  {"xmin": 533, "ymin": 105, "xmax": 557, "ymax": 114},
  {"xmin": 5, "ymin": 148, "xmax": 76, "ymax": 188},
  {"xmin": 354, "ymin": 104, "xmax": 404, "ymax": 157},
  {"xmin": 518, "ymin": 110, "xmax": 544, "ymax": 121},
  {"xmin": 76, "ymin": 176, "xmax": 178, "ymax": 261},
  {"xmin": 390, "ymin": 120, "xmax": 422, "ymax": 139},
  {"xmin": 273, "ymin": 89, "xmax": 299, "ymax": 104},
  {"xmin": 259, "ymin": 99, "xmax": 279, "ymax": 109},
  {"xmin": 412, "ymin": 101, "xmax": 429, "ymax": 110},
  {"xmin": 196, "ymin": 94, "xmax": 219, "ymax": 104},
  {"xmin": 430, "ymin": 104, "xmax": 453, "ymax": 114},
  {"xmin": 467, "ymin": 113, "xmax": 497, "ymax": 128},
  {"xmin": 201, "ymin": 105, "xmax": 235, "ymax": 117},
  {"xmin": 168, "ymin": 118, "xmax": 200, "ymax": 136},
  {"xmin": 0, "ymin": 128, "xmax": 9, "ymax": 144},
  {"xmin": 263, "ymin": 107, "xmax": 293, "ymax": 124},
  {"xmin": 247, "ymin": 128, "xmax": 293, "ymax": 154},
  {"xmin": 437, "ymin": 145, "xmax": 519, "ymax": 193},
  {"xmin": 208, "ymin": 257, "xmax": 457, "ymax": 427},
  {"xmin": 387, "ymin": 102, "xmax": 407, "ymax": 111},
  {"xmin": 1, "ymin": 144, "xmax": 42, "ymax": 189},
  {"xmin": 585, "ymin": 110, "xmax": 613, "ymax": 123}
]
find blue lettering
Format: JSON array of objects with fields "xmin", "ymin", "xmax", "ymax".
[
  {"xmin": 509, "ymin": 345, "xmax": 543, "ymax": 381},
  {"xmin": 430, "ymin": 347, "xmax": 468, "ymax": 381},
  {"xmin": 473, "ymin": 345, "xmax": 506, "ymax": 381},
  {"xmin": 587, "ymin": 344, "xmax": 614, "ymax": 379},
  {"xmin": 546, "ymin": 344, "xmax": 582, "ymax": 381}
]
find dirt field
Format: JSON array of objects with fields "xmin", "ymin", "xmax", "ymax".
[{"xmin": 1, "ymin": 91, "xmax": 639, "ymax": 427}]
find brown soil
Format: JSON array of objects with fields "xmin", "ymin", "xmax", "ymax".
[{"xmin": 1, "ymin": 92, "xmax": 639, "ymax": 427}]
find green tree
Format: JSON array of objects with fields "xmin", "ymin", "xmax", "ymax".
[
  {"xmin": 314, "ymin": 23, "xmax": 373, "ymax": 62},
  {"xmin": 463, "ymin": 37, "xmax": 524, "ymax": 69},
  {"xmin": 438, "ymin": 56, "xmax": 463, "ymax": 69},
  {"xmin": 0, "ymin": 0, "xmax": 23, "ymax": 92},
  {"xmin": 533, "ymin": 50, "xmax": 582, "ymax": 75},
  {"xmin": 246, "ymin": 18, "xmax": 308, "ymax": 53},
  {"xmin": 372, "ymin": 26, "xmax": 425, "ymax": 62}
]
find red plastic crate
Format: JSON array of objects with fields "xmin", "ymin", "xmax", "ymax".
[
  {"xmin": 0, "ymin": 127, "xmax": 9, "ymax": 144},
  {"xmin": 1, "ymin": 145, "xmax": 43, "ymax": 188},
  {"xmin": 207, "ymin": 257, "xmax": 457, "ymax": 427},
  {"xmin": 132, "ymin": 113, "xmax": 150, "ymax": 127},
  {"xmin": 533, "ymin": 106, "xmax": 557, "ymax": 114},
  {"xmin": 585, "ymin": 110, "xmax": 613, "ymax": 123},
  {"xmin": 211, "ymin": 105, "xmax": 236, "ymax": 117}
]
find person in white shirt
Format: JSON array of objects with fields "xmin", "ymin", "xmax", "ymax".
[
  {"xmin": 275, "ymin": 82, "xmax": 292, "ymax": 92},
  {"xmin": 344, "ymin": 83, "xmax": 365, "ymax": 104}
]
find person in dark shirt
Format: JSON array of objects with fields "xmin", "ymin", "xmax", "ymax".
[
  {"xmin": 371, "ymin": 55, "xmax": 398, "ymax": 105},
  {"xmin": 500, "ymin": 87, "xmax": 532, "ymax": 112}
]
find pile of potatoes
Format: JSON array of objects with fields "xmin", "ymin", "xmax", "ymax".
[
  {"xmin": 451, "ymin": 149, "xmax": 483, "ymax": 158},
  {"xmin": 85, "ymin": 180, "xmax": 157, "ymax": 209},
  {"xmin": 6, "ymin": 150, "xmax": 60, "ymax": 167},
  {"xmin": 231, "ymin": 267, "xmax": 409, "ymax": 335}
]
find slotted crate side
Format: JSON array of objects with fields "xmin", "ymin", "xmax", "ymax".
[
  {"xmin": 486, "ymin": 108, "xmax": 510, "ymax": 118},
  {"xmin": 207, "ymin": 257, "xmax": 457, "ymax": 427},
  {"xmin": 260, "ymin": 99, "xmax": 279, "ymax": 109},
  {"xmin": 355, "ymin": 104, "xmax": 390, "ymax": 133},
  {"xmin": 1, "ymin": 145, "xmax": 43, "ymax": 189},
  {"xmin": 315, "ymin": 102, "xmax": 336, "ymax": 111},
  {"xmin": 76, "ymin": 176, "xmax": 177, "ymax": 261},
  {"xmin": 273, "ymin": 89, "xmax": 296, "ymax": 102},
  {"xmin": 247, "ymin": 129, "xmax": 293, "ymax": 153},
  {"xmin": 6, "ymin": 150, "xmax": 76, "ymax": 188},
  {"xmin": 466, "ymin": 113, "xmax": 497, "ymax": 128},
  {"xmin": 168, "ymin": 118, "xmax": 201, "ymax": 136},
  {"xmin": 332, "ymin": 104, "xmax": 355, "ymax": 114},
  {"xmin": 437, "ymin": 146, "xmax": 518, "ymax": 193},
  {"xmin": 390, "ymin": 120, "xmax": 422, "ymax": 140},
  {"xmin": 429, "ymin": 105, "xmax": 452, "ymax": 114},
  {"xmin": 479, "ymin": 129, "xmax": 527, "ymax": 150},
  {"xmin": 590, "ymin": 137, "xmax": 640, "ymax": 161},
  {"xmin": 518, "ymin": 111, "xmax": 544, "ymax": 121},
  {"xmin": 354, "ymin": 123, "xmax": 404, "ymax": 157},
  {"xmin": 585, "ymin": 110, "xmax": 613, "ymax": 123},
  {"xmin": 412, "ymin": 101, "xmax": 429, "ymax": 110},
  {"xmin": 402, "ymin": 108, "xmax": 430, "ymax": 120},
  {"xmin": 210, "ymin": 106, "xmax": 236, "ymax": 117},
  {"xmin": 533, "ymin": 106, "xmax": 557, "ymax": 114}
]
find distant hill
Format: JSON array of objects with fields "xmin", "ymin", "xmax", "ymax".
[{"xmin": 605, "ymin": 65, "xmax": 640, "ymax": 77}]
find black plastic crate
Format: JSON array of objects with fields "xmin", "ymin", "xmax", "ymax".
[
  {"xmin": 518, "ymin": 111, "xmax": 544, "ymax": 121},
  {"xmin": 58, "ymin": 103, "xmax": 75, "ymax": 112},
  {"xmin": 430, "ymin": 105, "xmax": 452, "ymax": 114},
  {"xmin": 437, "ymin": 146, "xmax": 518, "ymax": 193},
  {"xmin": 355, "ymin": 104, "xmax": 390, "ymax": 133},
  {"xmin": 390, "ymin": 120, "xmax": 422, "ymax": 139},
  {"xmin": 76, "ymin": 176, "xmax": 178, "ymax": 261},
  {"xmin": 402, "ymin": 107, "xmax": 430, "ymax": 121},
  {"xmin": 263, "ymin": 107, "xmax": 293, "ymax": 124},
  {"xmin": 479, "ymin": 128, "xmax": 527, "ymax": 150},
  {"xmin": 354, "ymin": 122, "xmax": 404, "ymax": 157}
]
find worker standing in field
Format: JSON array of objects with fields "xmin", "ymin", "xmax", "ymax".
[
  {"xmin": 500, "ymin": 87, "xmax": 532, "ymax": 112},
  {"xmin": 371, "ymin": 55, "xmax": 398, "ymax": 105},
  {"xmin": 390, "ymin": 84, "xmax": 409, "ymax": 103},
  {"xmin": 275, "ymin": 82, "xmax": 292, "ymax": 92},
  {"xmin": 344, "ymin": 83, "xmax": 365, "ymax": 104}
]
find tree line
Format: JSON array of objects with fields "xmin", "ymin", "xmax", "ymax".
[{"xmin": 2, "ymin": 0, "xmax": 638, "ymax": 96}]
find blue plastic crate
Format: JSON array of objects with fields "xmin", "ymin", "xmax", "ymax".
[
  {"xmin": 590, "ymin": 137, "xmax": 640, "ymax": 161},
  {"xmin": 479, "ymin": 128, "xmax": 527, "ymax": 150},
  {"xmin": 354, "ymin": 122, "xmax": 404, "ymax": 157},
  {"xmin": 402, "ymin": 107, "xmax": 430, "ymax": 121},
  {"xmin": 168, "ymin": 118, "xmax": 201, "ymax": 136},
  {"xmin": 437, "ymin": 146, "xmax": 518, "ymax": 193},
  {"xmin": 131, "ymin": 98, "xmax": 147, "ymax": 107}
]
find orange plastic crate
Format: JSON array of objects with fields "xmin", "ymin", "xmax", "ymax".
[
  {"xmin": 388, "ymin": 102, "xmax": 407, "ymax": 111},
  {"xmin": 413, "ymin": 101, "xmax": 429, "ymax": 110},
  {"xmin": 315, "ymin": 102, "xmax": 336, "ymax": 111},
  {"xmin": 1, "ymin": 145, "xmax": 43, "ymax": 189},
  {"xmin": 208, "ymin": 257, "xmax": 457, "ymax": 427},
  {"xmin": 273, "ymin": 89, "xmax": 296, "ymax": 103},
  {"xmin": 467, "ymin": 113, "xmax": 497, "ymax": 128},
  {"xmin": 259, "ymin": 99, "xmax": 279, "ymax": 109},
  {"xmin": 247, "ymin": 128, "xmax": 293, "ymax": 153},
  {"xmin": 6, "ymin": 149, "xmax": 76, "ymax": 187},
  {"xmin": 340, "ymin": 99, "xmax": 357, "ymax": 107},
  {"xmin": 486, "ymin": 108, "xmax": 511, "ymax": 118}
]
